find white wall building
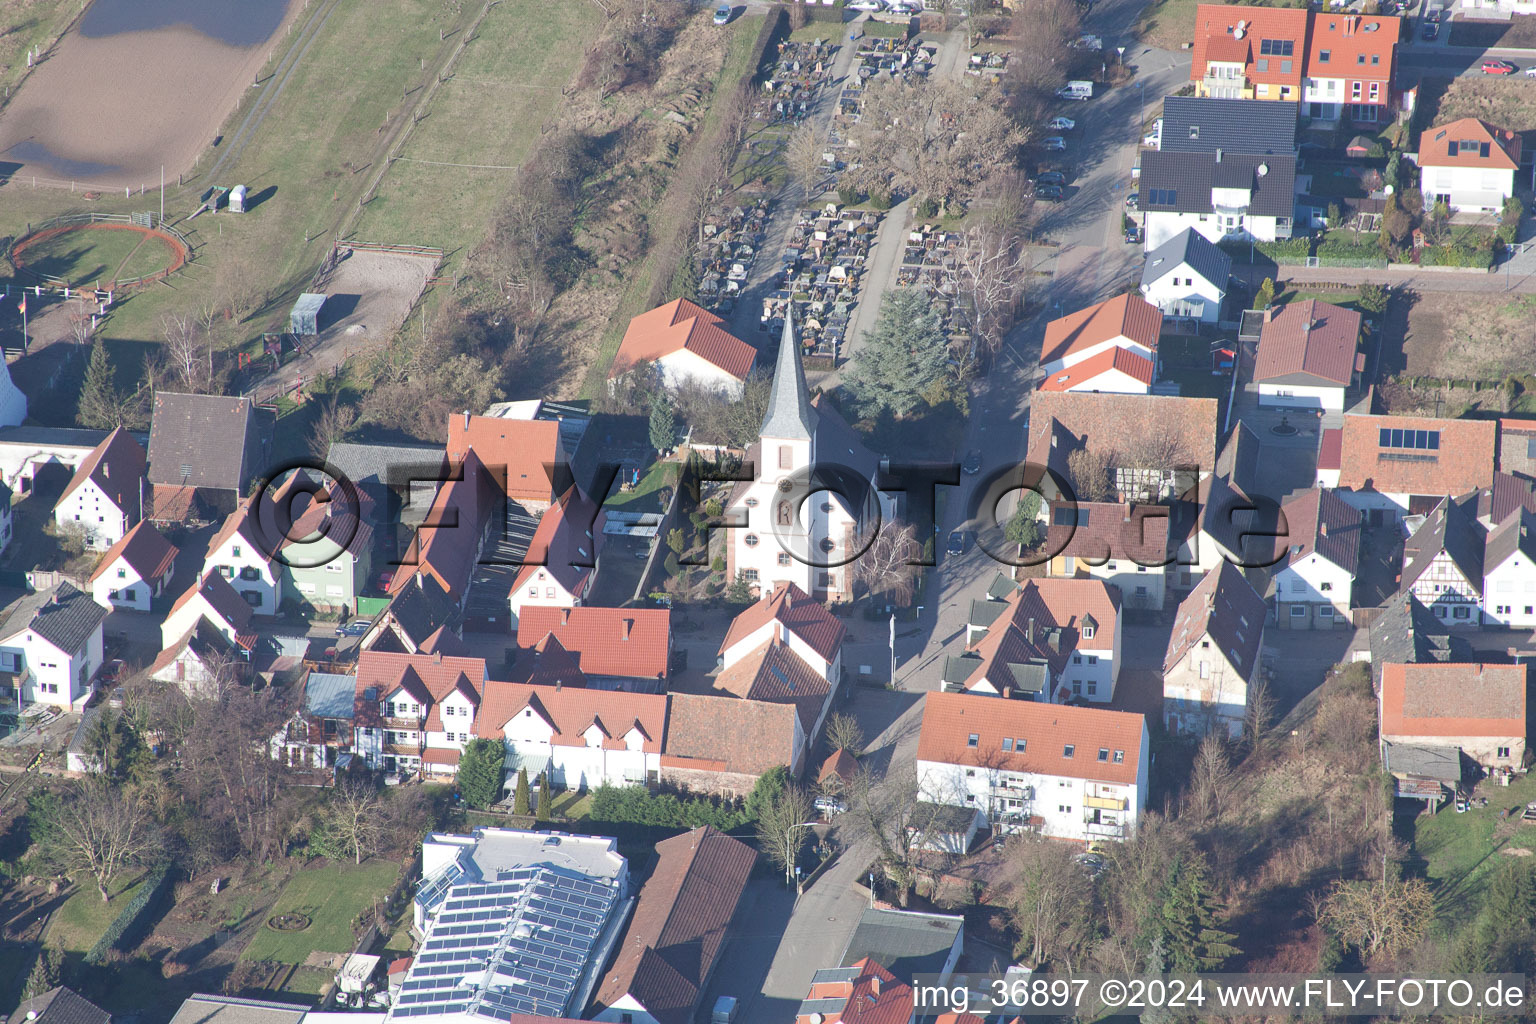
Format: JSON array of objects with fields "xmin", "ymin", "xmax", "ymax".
[
  {"xmin": 88, "ymin": 521, "xmax": 177, "ymax": 612},
  {"xmin": 1163, "ymin": 562, "xmax": 1267, "ymax": 740},
  {"xmin": 1418, "ymin": 118, "xmax": 1522, "ymax": 214},
  {"xmin": 1138, "ymin": 227, "xmax": 1232, "ymax": 324},
  {"xmin": 475, "ymin": 681, "xmax": 667, "ymax": 792},
  {"xmin": 1482, "ymin": 509, "xmax": 1536, "ymax": 627},
  {"xmin": 0, "ymin": 584, "xmax": 107, "ymax": 711}
]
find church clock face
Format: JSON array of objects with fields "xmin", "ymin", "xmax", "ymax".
[{"xmin": 778, "ymin": 479, "xmax": 794, "ymax": 493}]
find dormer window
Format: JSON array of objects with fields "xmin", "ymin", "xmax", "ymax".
[
  {"xmin": 1082, "ymin": 624, "xmax": 1095, "ymax": 640},
  {"xmin": 1063, "ymin": 744, "xmax": 1075, "ymax": 758},
  {"xmin": 232, "ymin": 545, "xmax": 242, "ymax": 558},
  {"xmin": 967, "ymin": 733, "xmax": 979, "ymax": 747}
]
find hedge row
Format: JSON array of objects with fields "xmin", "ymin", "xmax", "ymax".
[
  {"xmin": 1418, "ymin": 243, "xmax": 1495, "ymax": 269},
  {"xmin": 85, "ymin": 862, "xmax": 175, "ymax": 965},
  {"xmin": 588, "ymin": 785, "xmax": 751, "ymax": 831}
]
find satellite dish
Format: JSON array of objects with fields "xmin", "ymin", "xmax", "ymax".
[
  {"xmin": 1384, "ymin": 184, "xmax": 1395, "ymax": 195},
  {"xmin": 1257, "ymin": 162, "xmax": 1269, "ymax": 177}
]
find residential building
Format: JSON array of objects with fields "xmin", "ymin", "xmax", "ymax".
[
  {"xmin": 1037, "ymin": 347, "xmax": 1158, "ymax": 395},
  {"xmin": 1418, "ymin": 118, "xmax": 1521, "ymax": 214},
  {"xmin": 711, "ymin": 636, "xmax": 835, "ymax": 746},
  {"xmin": 1027, "ymin": 391, "xmax": 1219, "ymax": 503},
  {"xmin": 150, "ymin": 620, "xmax": 249, "ymax": 694},
  {"xmin": 1302, "ymin": 11, "xmax": 1398, "ymax": 123},
  {"xmin": 795, "ymin": 959, "xmax": 913, "ymax": 1024},
  {"xmin": 726, "ymin": 311, "xmax": 893, "ymax": 602},
  {"xmin": 840, "ymin": 908, "xmax": 964, "ymax": 985},
  {"xmin": 166, "ymin": 996, "xmax": 305, "ymax": 1024},
  {"xmin": 1045, "ymin": 500, "xmax": 1174, "ymax": 610},
  {"xmin": 8, "ymin": 987, "xmax": 112, "ymax": 1024},
  {"xmin": 445, "ymin": 410, "xmax": 567, "ymax": 511},
  {"xmin": 1182, "ymin": 425, "xmax": 1280, "ymax": 582},
  {"xmin": 1498, "ymin": 418, "xmax": 1536, "ymax": 481},
  {"xmin": 52, "ymin": 427, "xmax": 145, "ymax": 550},
  {"xmin": 1138, "ymin": 228, "xmax": 1233, "ymax": 325},
  {"xmin": 362, "ymin": 573, "xmax": 462, "ymax": 655},
  {"xmin": 0, "ymin": 426, "xmax": 114, "ymax": 497},
  {"xmin": 88, "ymin": 520, "xmax": 177, "ymax": 612},
  {"xmin": 474, "ymin": 680, "xmax": 667, "ymax": 791},
  {"xmin": 395, "ymin": 829, "xmax": 629, "ymax": 1021},
  {"xmin": 1464, "ymin": 471, "xmax": 1536, "ymax": 528},
  {"xmin": 1482, "ymin": 508, "xmax": 1536, "ymax": 627},
  {"xmin": 507, "ymin": 486, "xmax": 604, "ymax": 630},
  {"xmin": 159, "ymin": 571, "xmax": 258, "ymax": 660},
  {"xmin": 661, "ymin": 692, "xmax": 804, "ymax": 797},
  {"xmin": 1191, "ymin": 4, "xmax": 1309, "ymax": 102},
  {"xmin": 204, "ymin": 500, "xmax": 282, "ymax": 614},
  {"xmin": 1401, "ymin": 497, "xmax": 1484, "ymax": 628},
  {"xmin": 271, "ymin": 670, "xmax": 356, "ymax": 770},
  {"xmin": 273, "ymin": 471, "xmax": 375, "ymax": 615},
  {"xmin": 1162, "ymin": 561, "xmax": 1267, "ymax": 739},
  {"xmin": 1334, "ymin": 413, "xmax": 1498, "ymax": 521},
  {"xmin": 1253, "ymin": 299, "xmax": 1362, "ymax": 410},
  {"xmin": 591, "ymin": 826, "xmax": 755, "ymax": 1024},
  {"xmin": 1138, "ymin": 149, "xmax": 1298, "ymax": 250},
  {"xmin": 1378, "ymin": 662, "xmax": 1526, "ymax": 769},
  {"xmin": 389, "ymin": 449, "xmax": 499, "ymax": 606},
  {"xmin": 0, "ymin": 583, "xmax": 107, "ymax": 711},
  {"xmin": 147, "ymin": 393, "xmax": 268, "ymax": 522},
  {"xmin": 514, "ymin": 606, "xmax": 671, "ymax": 691},
  {"xmin": 1160, "ymin": 96, "xmax": 1299, "ymax": 155},
  {"xmin": 1269, "ymin": 487, "xmax": 1362, "ymax": 629},
  {"xmin": 611, "ymin": 298, "xmax": 757, "ymax": 398},
  {"xmin": 351, "ymin": 651, "xmax": 490, "ymax": 778},
  {"xmin": 949, "ymin": 578, "xmax": 1122, "ymax": 703},
  {"xmin": 1367, "ymin": 593, "xmax": 1465, "ymax": 692},
  {"xmin": 915, "ymin": 690, "xmax": 1148, "ymax": 842},
  {"xmin": 1039, "ymin": 294, "xmax": 1162, "ymax": 379},
  {"xmin": 719, "ymin": 581, "xmax": 847, "ymax": 683}
]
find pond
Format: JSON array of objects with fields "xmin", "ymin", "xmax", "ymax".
[{"xmin": 80, "ymin": 0, "xmax": 292, "ymax": 48}]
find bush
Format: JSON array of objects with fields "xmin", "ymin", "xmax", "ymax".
[
  {"xmin": 868, "ymin": 188, "xmax": 893, "ymax": 211},
  {"xmin": 1498, "ymin": 197, "xmax": 1524, "ymax": 245},
  {"xmin": 1419, "ymin": 242, "xmax": 1495, "ymax": 269},
  {"xmin": 85, "ymin": 862, "xmax": 175, "ymax": 965},
  {"xmin": 915, "ymin": 197, "xmax": 939, "ymax": 219},
  {"xmin": 1357, "ymin": 283, "xmax": 1388, "ymax": 315},
  {"xmin": 588, "ymin": 784, "xmax": 750, "ymax": 831},
  {"xmin": 837, "ymin": 184, "xmax": 861, "ymax": 206},
  {"xmin": 1254, "ymin": 237, "xmax": 1312, "ymax": 260}
]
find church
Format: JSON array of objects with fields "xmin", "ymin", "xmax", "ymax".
[{"xmin": 726, "ymin": 311, "xmax": 894, "ymax": 603}]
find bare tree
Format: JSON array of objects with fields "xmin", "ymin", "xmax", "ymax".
[
  {"xmin": 825, "ymin": 712, "xmax": 864, "ymax": 757},
  {"xmin": 1008, "ymin": 831, "xmax": 1093, "ymax": 967},
  {"xmin": 38, "ymin": 780, "xmax": 163, "ymax": 902},
  {"xmin": 161, "ymin": 313, "xmax": 214, "ymax": 394},
  {"xmin": 755, "ymin": 784, "xmax": 814, "ymax": 886},
  {"xmin": 309, "ymin": 393, "xmax": 358, "ymax": 459},
  {"xmin": 320, "ymin": 779, "xmax": 385, "ymax": 865},
  {"xmin": 1186, "ymin": 733, "xmax": 1233, "ymax": 822},
  {"xmin": 176, "ymin": 683, "xmax": 295, "ymax": 862},
  {"xmin": 852, "ymin": 520, "xmax": 921, "ymax": 606},
  {"xmin": 954, "ymin": 217, "xmax": 1033, "ymax": 357},
  {"xmin": 785, "ymin": 122, "xmax": 831, "ymax": 201},
  {"xmin": 1316, "ymin": 878, "xmax": 1435, "ymax": 960},
  {"xmin": 1066, "ymin": 447, "xmax": 1116, "ymax": 502},
  {"xmin": 845, "ymin": 764, "xmax": 942, "ymax": 906},
  {"xmin": 1244, "ymin": 676, "xmax": 1277, "ymax": 749}
]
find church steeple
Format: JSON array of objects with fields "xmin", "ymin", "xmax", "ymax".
[{"xmin": 759, "ymin": 305, "xmax": 817, "ymax": 442}]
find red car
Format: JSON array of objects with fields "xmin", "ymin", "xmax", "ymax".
[{"xmin": 1482, "ymin": 59, "xmax": 1518, "ymax": 75}]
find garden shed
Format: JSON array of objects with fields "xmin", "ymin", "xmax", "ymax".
[{"xmin": 289, "ymin": 293, "xmax": 327, "ymax": 336}]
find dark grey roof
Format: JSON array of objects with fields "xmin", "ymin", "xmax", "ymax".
[
  {"xmin": 3, "ymin": 583, "xmax": 108, "ymax": 655},
  {"xmin": 839, "ymin": 907, "xmax": 964, "ymax": 981},
  {"xmin": 1401, "ymin": 497, "xmax": 1484, "ymax": 595},
  {"xmin": 943, "ymin": 653, "xmax": 982, "ymax": 686},
  {"xmin": 327, "ymin": 441, "xmax": 445, "ymax": 492},
  {"xmin": 305, "ymin": 671, "xmax": 357, "ymax": 720},
  {"xmin": 1215, "ymin": 423, "xmax": 1262, "ymax": 495},
  {"xmin": 1484, "ymin": 507, "xmax": 1536, "ymax": 572},
  {"xmin": 363, "ymin": 574, "xmax": 460, "ymax": 653},
  {"xmin": 1383, "ymin": 741, "xmax": 1462, "ymax": 784},
  {"xmin": 759, "ymin": 306, "xmax": 816, "ymax": 442},
  {"xmin": 1141, "ymin": 228, "xmax": 1233, "ymax": 292},
  {"xmin": 0, "ymin": 426, "xmax": 114, "ymax": 449},
  {"xmin": 1367, "ymin": 594, "xmax": 1461, "ymax": 690},
  {"xmin": 148, "ymin": 393, "xmax": 265, "ymax": 493},
  {"xmin": 1139, "ymin": 150, "xmax": 1296, "ymax": 219},
  {"xmin": 7, "ymin": 987, "xmax": 111, "ymax": 1024},
  {"xmin": 1160, "ymin": 97, "xmax": 1298, "ymax": 155},
  {"xmin": 986, "ymin": 573, "xmax": 1019, "ymax": 601},
  {"xmin": 968, "ymin": 599, "xmax": 1008, "ymax": 629}
]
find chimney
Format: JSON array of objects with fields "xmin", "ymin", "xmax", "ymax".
[
  {"xmin": 1321, "ymin": 520, "xmax": 1329, "ymax": 537},
  {"xmin": 555, "ymin": 678, "xmax": 562, "ymax": 692},
  {"xmin": 561, "ymin": 607, "xmax": 571, "ymax": 625},
  {"xmin": 415, "ymin": 571, "xmax": 424, "ymax": 589},
  {"xmin": 782, "ymin": 587, "xmax": 793, "ymax": 610},
  {"xmin": 463, "ymin": 410, "xmax": 471, "ymax": 430},
  {"xmin": 1003, "ymin": 686, "xmax": 1012, "ymax": 699},
  {"xmin": 869, "ymin": 975, "xmax": 881, "ymax": 996},
  {"xmin": 1263, "ymin": 306, "xmax": 1276, "ymax": 323},
  {"xmin": 1215, "ymin": 147, "xmax": 1223, "ymax": 163},
  {"xmin": 433, "ymin": 650, "xmax": 442, "ymax": 664},
  {"xmin": 622, "ymin": 618, "xmax": 633, "ymax": 641},
  {"xmin": 1027, "ymin": 617, "xmax": 1036, "ymax": 644}
]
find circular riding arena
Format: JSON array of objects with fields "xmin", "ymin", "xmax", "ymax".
[{"xmin": 7, "ymin": 215, "xmax": 191, "ymax": 290}]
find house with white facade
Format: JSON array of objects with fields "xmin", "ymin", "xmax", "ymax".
[
  {"xmin": 719, "ymin": 581, "xmax": 846, "ymax": 683},
  {"xmin": 1482, "ymin": 508, "xmax": 1536, "ymax": 627},
  {"xmin": 160, "ymin": 571, "xmax": 258, "ymax": 657},
  {"xmin": 611, "ymin": 299, "xmax": 757, "ymax": 398},
  {"xmin": 515, "ymin": 606, "xmax": 672, "ymax": 692},
  {"xmin": 1418, "ymin": 118, "xmax": 1523, "ymax": 215},
  {"xmin": 948, "ymin": 577, "xmax": 1122, "ymax": 703},
  {"xmin": 1401, "ymin": 496, "xmax": 1485, "ymax": 628},
  {"xmin": 1334, "ymin": 413, "xmax": 1497, "ymax": 522},
  {"xmin": 1039, "ymin": 293, "xmax": 1161, "ymax": 382},
  {"xmin": 351, "ymin": 651, "xmax": 490, "ymax": 778},
  {"xmin": 915, "ymin": 690, "xmax": 1148, "ymax": 842},
  {"xmin": 1138, "ymin": 148, "xmax": 1298, "ymax": 250},
  {"xmin": 1254, "ymin": 299, "xmax": 1361, "ymax": 411},
  {"xmin": 0, "ymin": 584, "xmax": 107, "ymax": 711},
  {"xmin": 475, "ymin": 680, "xmax": 667, "ymax": 792},
  {"xmin": 507, "ymin": 487, "xmax": 604, "ymax": 631},
  {"xmin": 1270, "ymin": 487, "xmax": 1362, "ymax": 629},
  {"xmin": 51, "ymin": 427, "xmax": 145, "ymax": 551},
  {"xmin": 150, "ymin": 619, "xmax": 248, "ymax": 695},
  {"xmin": 88, "ymin": 520, "xmax": 178, "ymax": 612},
  {"xmin": 1139, "ymin": 228, "xmax": 1233, "ymax": 325},
  {"xmin": 1045, "ymin": 501, "xmax": 1175, "ymax": 610},
  {"xmin": 204, "ymin": 499, "xmax": 282, "ymax": 615},
  {"xmin": 725, "ymin": 311, "xmax": 893, "ymax": 603},
  {"xmin": 1163, "ymin": 561, "xmax": 1267, "ymax": 739}
]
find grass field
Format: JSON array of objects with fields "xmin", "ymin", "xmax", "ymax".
[
  {"xmin": 15, "ymin": 225, "xmax": 178, "ymax": 287},
  {"xmin": 0, "ymin": 0, "xmax": 85, "ymax": 104},
  {"xmin": 50, "ymin": 872, "xmax": 146, "ymax": 953},
  {"xmin": 350, "ymin": 0, "xmax": 603, "ymax": 248},
  {"xmin": 1135, "ymin": 0, "xmax": 1305, "ymax": 53},
  {"xmin": 1414, "ymin": 771, "xmax": 1536, "ymax": 927},
  {"xmin": 239, "ymin": 859, "xmax": 399, "ymax": 964}
]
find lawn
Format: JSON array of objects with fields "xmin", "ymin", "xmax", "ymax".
[
  {"xmin": 350, "ymin": 0, "xmax": 604, "ymax": 248},
  {"xmin": 604, "ymin": 460, "xmax": 677, "ymax": 511},
  {"xmin": 1135, "ymin": 0, "xmax": 1304, "ymax": 52},
  {"xmin": 0, "ymin": 0, "xmax": 85, "ymax": 102},
  {"xmin": 14, "ymin": 226, "xmax": 177, "ymax": 288},
  {"xmin": 50, "ymin": 873, "xmax": 146, "ymax": 953},
  {"xmin": 239, "ymin": 859, "xmax": 400, "ymax": 964},
  {"xmin": 1413, "ymin": 771, "xmax": 1536, "ymax": 928}
]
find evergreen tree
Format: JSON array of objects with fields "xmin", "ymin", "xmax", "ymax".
[
  {"xmin": 649, "ymin": 392, "xmax": 676, "ymax": 454},
  {"xmin": 535, "ymin": 774, "xmax": 552, "ymax": 821},
  {"xmin": 24, "ymin": 943, "xmax": 62, "ymax": 1000},
  {"xmin": 745, "ymin": 766, "xmax": 791, "ymax": 821},
  {"xmin": 457, "ymin": 738, "xmax": 506, "ymax": 810},
  {"xmin": 1004, "ymin": 492, "xmax": 1043, "ymax": 548},
  {"xmin": 1252, "ymin": 277, "xmax": 1276, "ymax": 311},
  {"xmin": 1157, "ymin": 856, "xmax": 1240, "ymax": 971},
  {"xmin": 77, "ymin": 340, "xmax": 123, "ymax": 429},
  {"xmin": 513, "ymin": 768, "xmax": 531, "ymax": 816},
  {"xmin": 725, "ymin": 572, "xmax": 754, "ymax": 604},
  {"xmin": 842, "ymin": 289, "xmax": 950, "ymax": 418}
]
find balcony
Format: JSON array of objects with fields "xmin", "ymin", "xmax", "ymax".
[
  {"xmin": 990, "ymin": 781, "xmax": 1034, "ymax": 798},
  {"xmin": 384, "ymin": 742, "xmax": 422, "ymax": 757},
  {"xmin": 1084, "ymin": 794, "xmax": 1128, "ymax": 811},
  {"xmin": 1084, "ymin": 818, "xmax": 1126, "ymax": 838}
]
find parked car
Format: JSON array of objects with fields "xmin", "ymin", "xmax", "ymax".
[
  {"xmin": 848, "ymin": 0, "xmax": 884, "ymax": 9},
  {"xmin": 962, "ymin": 449, "xmax": 983, "ymax": 475},
  {"xmin": 1124, "ymin": 223, "xmax": 1140, "ymax": 245},
  {"xmin": 1455, "ymin": 798, "xmax": 1470, "ymax": 813},
  {"xmin": 947, "ymin": 530, "xmax": 972, "ymax": 556},
  {"xmin": 1043, "ymin": 135, "xmax": 1067, "ymax": 151},
  {"xmin": 1035, "ymin": 184, "xmax": 1064, "ymax": 200},
  {"xmin": 1074, "ymin": 852, "xmax": 1106, "ymax": 876},
  {"xmin": 1421, "ymin": 21, "xmax": 1437, "ymax": 38},
  {"xmin": 1047, "ymin": 116, "xmax": 1076, "ymax": 131},
  {"xmin": 713, "ymin": 4, "xmax": 732, "ymax": 22},
  {"xmin": 1482, "ymin": 59, "xmax": 1518, "ymax": 75},
  {"xmin": 1426, "ymin": 5, "xmax": 1442, "ymax": 20},
  {"xmin": 885, "ymin": 1, "xmax": 918, "ymax": 11},
  {"xmin": 1526, "ymin": 65, "xmax": 1536, "ymax": 77},
  {"xmin": 815, "ymin": 795, "xmax": 847, "ymax": 816},
  {"xmin": 1142, "ymin": 117, "xmax": 1163, "ymax": 148},
  {"xmin": 337, "ymin": 618, "xmax": 373, "ymax": 638},
  {"xmin": 1124, "ymin": 191, "xmax": 1138, "ymax": 210},
  {"xmin": 1036, "ymin": 170, "xmax": 1066, "ymax": 187}
]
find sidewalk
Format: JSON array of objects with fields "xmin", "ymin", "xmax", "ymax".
[{"xmin": 1232, "ymin": 260, "xmax": 1536, "ymax": 294}]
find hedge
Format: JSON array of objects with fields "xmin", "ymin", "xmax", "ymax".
[
  {"xmin": 588, "ymin": 785, "xmax": 750, "ymax": 831},
  {"xmin": 1419, "ymin": 243, "xmax": 1494, "ymax": 269},
  {"xmin": 85, "ymin": 862, "xmax": 175, "ymax": 964}
]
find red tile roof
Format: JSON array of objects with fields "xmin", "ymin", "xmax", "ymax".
[
  {"xmin": 1046, "ymin": 501, "xmax": 1173, "ymax": 566},
  {"xmin": 88, "ymin": 520, "xmax": 177, "ymax": 584},
  {"xmin": 798, "ymin": 958, "xmax": 914, "ymax": 1024},
  {"xmin": 663, "ymin": 692, "xmax": 799, "ymax": 775},
  {"xmin": 444, "ymin": 413, "xmax": 563, "ymax": 503},
  {"xmin": 59, "ymin": 427, "xmax": 145, "ymax": 519},
  {"xmin": 1336, "ymin": 414, "xmax": 1497, "ymax": 497},
  {"xmin": 719, "ymin": 582, "xmax": 846, "ymax": 664},
  {"xmin": 474, "ymin": 679, "xmax": 667, "ymax": 751},
  {"xmin": 1038, "ymin": 346, "xmax": 1155, "ymax": 392},
  {"xmin": 1190, "ymin": 4, "xmax": 1309, "ymax": 88},
  {"xmin": 962, "ymin": 578, "xmax": 1121, "ymax": 694},
  {"xmin": 1027, "ymin": 391, "xmax": 1220, "ymax": 485},
  {"xmin": 1420, "ymin": 117, "xmax": 1521, "ymax": 170},
  {"xmin": 819, "ymin": 747, "xmax": 859, "ymax": 785},
  {"xmin": 510, "ymin": 486, "xmax": 605, "ymax": 597},
  {"xmin": 614, "ymin": 298, "xmax": 757, "ymax": 382},
  {"xmin": 1254, "ymin": 299, "xmax": 1361, "ymax": 387},
  {"xmin": 713, "ymin": 638, "xmax": 830, "ymax": 733},
  {"xmin": 916, "ymin": 691, "xmax": 1145, "ymax": 786},
  {"xmin": 1305, "ymin": 12, "xmax": 1399, "ymax": 86},
  {"xmin": 1379, "ymin": 662, "xmax": 1526, "ymax": 740},
  {"xmin": 207, "ymin": 498, "xmax": 270, "ymax": 565},
  {"xmin": 1318, "ymin": 427, "xmax": 1344, "ymax": 471},
  {"xmin": 1040, "ymin": 294, "xmax": 1162, "ymax": 368},
  {"xmin": 1163, "ymin": 560, "xmax": 1266, "ymax": 680},
  {"xmin": 516, "ymin": 605, "xmax": 671, "ymax": 681},
  {"xmin": 422, "ymin": 747, "xmax": 462, "ymax": 766},
  {"xmin": 594, "ymin": 826, "xmax": 756, "ymax": 1024},
  {"xmin": 392, "ymin": 450, "xmax": 499, "ymax": 600}
]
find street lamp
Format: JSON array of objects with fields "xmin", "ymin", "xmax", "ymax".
[{"xmin": 784, "ymin": 821, "xmax": 818, "ymax": 887}]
